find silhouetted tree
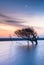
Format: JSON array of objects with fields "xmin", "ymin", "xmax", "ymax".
[{"xmin": 15, "ymin": 27, "xmax": 38, "ymax": 47}]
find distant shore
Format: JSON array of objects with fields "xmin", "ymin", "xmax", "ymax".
[{"xmin": 0, "ymin": 37, "xmax": 44, "ymax": 41}]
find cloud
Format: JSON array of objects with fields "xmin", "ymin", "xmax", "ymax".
[
  {"xmin": 0, "ymin": 13, "xmax": 26, "ymax": 27},
  {"xmin": 0, "ymin": 13, "xmax": 10, "ymax": 19},
  {"xmin": 5, "ymin": 19, "xmax": 26, "ymax": 27},
  {"xmin": 5, "ymin": 20, "xmax": 17, "ymax": 23}
]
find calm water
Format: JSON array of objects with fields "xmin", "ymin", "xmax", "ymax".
[{"xmin": 0, "ymin": 41, "xmax": 44, "ymax": 65}]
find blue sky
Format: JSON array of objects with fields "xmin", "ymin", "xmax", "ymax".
[{"xmin": 0, "ymin": 0, "xmax": 44, "ymax": 14}]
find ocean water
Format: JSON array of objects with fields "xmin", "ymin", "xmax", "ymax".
[{"xmin": 0, "ymin": 41, "xmax": 44, "ymax": 65}]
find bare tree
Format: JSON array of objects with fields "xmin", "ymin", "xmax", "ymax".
[{"xmin": 15, "ymin": 27, "xmax": 38, "ymax": 47}]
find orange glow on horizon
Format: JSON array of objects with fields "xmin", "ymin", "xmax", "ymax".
[
  {"xmin": 0, "ymin": 23, "xmax": 19, "ymax": 31},
  {"xmin": 0, "ymin": 23, "xmax": 44, "ymax": 37},
  {"xmin": 0, "ymin": 23, "xmax": 20, "ymax": 37}
]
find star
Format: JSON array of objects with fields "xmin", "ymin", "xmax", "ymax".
[
  {"xmin": 25, "ymin": 4, "xmax": 31, "ymax": 9},
  {"xmin": 25, "ymin": 4, "xmax": 28, "ymax": 8}
]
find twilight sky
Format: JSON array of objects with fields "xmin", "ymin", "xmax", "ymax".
[{"xmin": 0, "ymin": 0, "xmax": 44, "ymax": 37}]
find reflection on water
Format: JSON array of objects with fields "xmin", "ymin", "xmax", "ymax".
[{"xmin": 0, "ymin": 41, "xmax": 44, "ymax": 65}]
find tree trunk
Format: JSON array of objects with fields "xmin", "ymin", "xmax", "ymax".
[
  {"xmin": 31, "ymin": 40, "xmax": 34, "ymax": 45},
  {"xmin": 27, "ymin": 40, "xmax": 29, "ymax": 48},
  {"xmin": 35, "ymin": 40, "xmax": 38, "ymax": 45}
]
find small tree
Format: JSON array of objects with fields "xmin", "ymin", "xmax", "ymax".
[{"xmin": 15, "ymin": 27, "xmax": 38, "ymax": 47}]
